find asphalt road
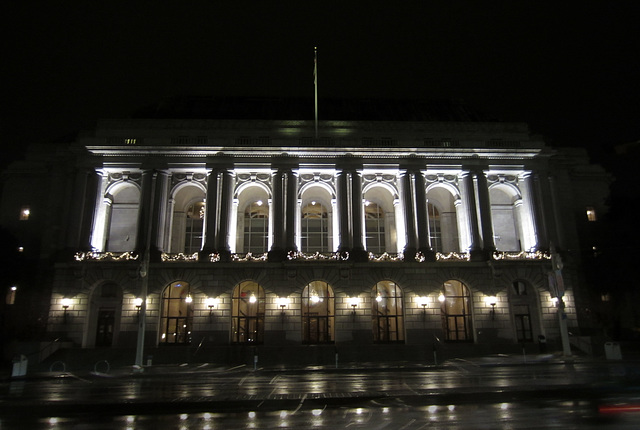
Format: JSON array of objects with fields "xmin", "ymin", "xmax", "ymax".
[{"xmin": 2, "ymin": 358, "xmax": 640, "ymax": 428}]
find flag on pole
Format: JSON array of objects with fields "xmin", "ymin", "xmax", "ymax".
[{"xmin": 314, "ymin": 47, "xmax": 318, "ymax": 138}]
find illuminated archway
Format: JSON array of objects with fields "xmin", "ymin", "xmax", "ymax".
[
  {"xmin": 440, "ymin": 280, "xmax": 473, "ymax": 341},
  {"xmin": 231, "ymin": 281, "xmax": 265, "ymax": 343},
  {"xmin": 371, "ymin": 281, "xmax": 404, "ymax": 342},
  {"xmin": 159, "ymin": 281, "xmax": 193, "ymax": 344},
  {"xmin": 302, "ymin": 281, "xmax": 335, "ymax": 343}
]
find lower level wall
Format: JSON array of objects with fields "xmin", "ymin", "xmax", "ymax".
[{"xmin": 46, "ymin": 260, "xmax": 578, "ymax": 356}]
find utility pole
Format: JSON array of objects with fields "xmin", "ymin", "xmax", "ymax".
[{"xmin": 550, "ymin": 243, "xmax": 571, "ymax": 356}]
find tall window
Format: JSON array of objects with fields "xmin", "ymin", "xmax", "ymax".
[
  {"xmin": 106, "ymin": 185, "xmax": 140, "ymax": 252},
  {"xmin": 371, "ymin": 281, "xmax": 404, "ymax": 343},
  {"xmin": 185, "ymin": 201, "xmax": 205, "ymax": 253},
  {"xmin": 301, "ymin": 202, "xmax": 329, "ymax": 253},
  {"xmin": 441, "ymin": 280, "xmax": 473, "ymax": 341},
  {"xmin": 513, "ymin": 304, "xmax": 533, "ymax": 342},
  {"xmin": 244, "ymin": 201, "xmax": 269, "ymax": 254},
  {"xmin": 365, "ymin": 202, "xmax": 385, "ymax": 253},
  {"xmin": 427, "ymin": 203, "xmax": 442, "ymax": 252},
  {"xmin": 302, "ymin": 281, "xmax": 334, "ymax": 344},
  {"xmin": 160, "ymin": 281, "xmax": 193, "ymax": 345},
  {"xmin": 231, "ymin": 281, "xmax": 265, "ymax": 343}
]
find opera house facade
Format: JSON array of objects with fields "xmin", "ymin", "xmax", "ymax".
[{"xmin": 2, "ymin": 99, "xmax": 610, "ymax": 364}]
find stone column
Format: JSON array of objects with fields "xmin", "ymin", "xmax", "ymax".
[
  {"xmin": 350, "ymin": 170, "xmax": 368, "ymax": 261},
  {"xmin": 79, "ymin": 168, "xmax": 102, "ymax": 251},
  {"xmin": 269, "ymin": 168, "xmax": 285, "ymax": 257},
  {"xmin": 532, "ymin": 171, "xmax": 555, "ymax": 251},
  {"xmin": 284, "ymin": 170, "xmax": 299, "ymax": 252},
  {"xmin": 413, "ymin": 170, "xmax": 434, "ymax": 260},
  {"xmin": 135, "ymin": 169, "xmax": 155, "ymax": 253},
  {"xmin": 154, "ymin": 171, "xmax": 171, "ymax": 252},
  {"xmin": 202, "ymin": 169, "xmax": 220, "ymax": 254},
  {"xmin": 461, "ymin": 171, "xmax": 482, "ymax": 258},
  {"xmin": 166, "ymin": 198, "xmax": 176, "ymax": 252},
  {"xmin": 393, "ymin": 197, "xmax": 406, "ymax": 254},
  {"xmin": 351, "ymin": 171, "xmax": 364, "ymax": 250},
  {"xmin": 519, "ymin": 172, "xmax": 541, "ymax": 251},
  {"xmin": 400, "ymin": 171, "xmax": 417, "ymax": 259},
  {"xmin": 475, "ymin": 169, "xmax": 495, "ymax": 254},
  {"xmin": 216, "ymin": 169, "xmax": 235, "ymax": 257},
  {"xmin": 336, "ymin": 169, "xmax": 351, "ymax": 252}
]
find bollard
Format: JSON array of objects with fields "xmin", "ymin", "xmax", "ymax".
[
  {"xmin": 146, "ymin": 355, "xmax": 153, "ymax": 366},
  {"xmin": 253, "ymin": 354, "xmax": 258, "ymax": 371},
  {"xmin": 335, "ymin": 352, "xmax": 339, "ymax": 369}
]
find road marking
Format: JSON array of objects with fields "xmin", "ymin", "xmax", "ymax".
[
  {"xmin": 291, "ymin": 393, "xmax": 307, "ymax": 414},
  {"xmin": 398, "ymin": 419, "xmax": 416, "ymax": 429}
]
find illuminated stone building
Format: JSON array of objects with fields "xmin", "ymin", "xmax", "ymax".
[{"xmin": 2, "ymin": 99, "xmax": 611, "ymax": 364}]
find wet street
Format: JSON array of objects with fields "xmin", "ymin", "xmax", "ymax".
[{"xmin": 2, "ymin": 359, "xmax": 640, "ymax": 428}]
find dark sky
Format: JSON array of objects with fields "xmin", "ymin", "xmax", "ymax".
[{"xmin": 3, "ymin": 2, "xmax": 640, "ymax": 164}]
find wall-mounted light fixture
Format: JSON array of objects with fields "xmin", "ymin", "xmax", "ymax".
[
  {"xmin": 416, "ymin": 296, "xmax": 429, "ymax": 318},
  {"xmin": 551, "ymin": 296, "xmax": 562, "ymax": 307},
  {"xmin": 61, "ymin": 298, "xmax": 72, "ymax": 323},
  {"xmin": 348, "ymin": 297, "xmax": 359, "ymax": 316},
  {"xmin": 438, "ymin": 293, "xmax": 445, "ymax": 304},
  {"xmin": 205, "ymin": 297, "xmax": 219, "ymax": 322},
  {"xmin": 249, "ymin": 294, "xmax": 257, "ymax": 304},
  {"xmin": 485, "ymin": 295, "xmax": 498, "ymax": 320},
  {"xmin": 134, "ymin": 297, "xmax": 143, "ymax": 321},
  {"xmin": 276, "ymin": 297, "xmax": 288, "ymax": 314},
  {"xmin": 185, "ymin": 295, "xmax": 193, "ymax": 304}
]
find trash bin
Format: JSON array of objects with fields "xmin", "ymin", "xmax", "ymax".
[
  {"xmin": 11, "ymin": 354, "xmax": 28, "ymax": 378},
  {"xmin": 604, "ymin": 342, "xmax": 622, "ymax": 360}
]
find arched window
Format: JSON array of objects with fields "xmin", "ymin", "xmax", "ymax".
[
  {"xmin": 425, "ymin": 186, "xmax": 460, "ymax": 253},
  {"xmin": 231, "ymin": 281, "xmax": 265, "ymax": 344},
  {"xmin": 302, "ymin": 281, "xmax": 334, "ymax": 344},
  {"xmin": 243, "ymin": 200, "xmax": 269, "ymax": 254},
  {"xmin": 427, "ymin": 202, "xmax": 442, "ymax": 252},
  {"xmin": 371, "ymin": 281, "xmax": 404, "ymax": 342},
  {"xmin": 184, "ymin": 201, "xmax": 205, "ymax": 253},
  {"xmin": 365, "ymin": 202, "xmax": 385, "ymax": 253},
  {"xmin": 301, "ymin": 202, "xmax": 329, "ymax": 253},
  {"xmin": 490, "ymin": 187, "xmax": 521, "ymax": 251},
  {"xmin": 169, "ymin": 184, "xmax": 206, "ymax": 253},
  {"xmin": 106, "ymin": 185, "xmax": 140, "ymax": 252},
  {"xmin": 160, "ymin": 281, "xmax": 193, "ymax": 345},
  {"xmin": 440, "ymin": 280, "xmax": 473, "ymax": 341}
]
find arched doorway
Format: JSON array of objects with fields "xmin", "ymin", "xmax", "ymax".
[
  {"xmin": 440, "ymin": 280, "xmax": 473, "ymax": 341},
  {"xmin": 231, "ymin": 281, "xmax": 265, "ymax": 343},
  {"xmin": 85, "ymin": 282, "xmax": 123, "ymax": 348},
  {"xmin": 371, "ymin": 281, "xmax": 404, "ymax": 342},
  {"xmin": 159, "ymin": 281, "xmax": 193, "ymax": 344},
  {"xmin": 302, "ymin": 281, "xmax": 335, "ymax": 343},
  {"xmin": 509, "ymin": 280, "xmax": 541, "ymax": 343}
]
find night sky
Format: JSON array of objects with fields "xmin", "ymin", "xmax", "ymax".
[{"xmin": 3, "ymin": 2, "xmax": 639, "ymax": 165}]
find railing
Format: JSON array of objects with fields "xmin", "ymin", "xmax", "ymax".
[
  {"xmin": 76, "ymin": 249, "xmax": 552, "ymax": 263},
  {"xmin": 74, "ymin": 251, "xmax": 139, "ymax": 261},
  {"xmin": 492, "ymin": 250, "xmax": 551, "ymax": 261},
  {"xmin": 161, "ymin": 252, "xmax": 199, "ymax": 262}
]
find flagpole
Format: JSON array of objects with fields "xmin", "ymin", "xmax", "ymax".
[{"xmin": 314, "ymin": 46, "xmax": 318, "ymax": 139}]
